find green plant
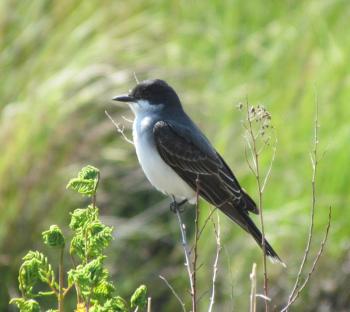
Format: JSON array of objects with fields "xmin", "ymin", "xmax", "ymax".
[{"xmin": 10, "ymin": 165, "xmax": 148, "ymax": 312}]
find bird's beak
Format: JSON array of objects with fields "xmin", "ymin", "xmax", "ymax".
[{"xmin": 112, "ymin": 94, "xmax": 135, "ymax": 102}]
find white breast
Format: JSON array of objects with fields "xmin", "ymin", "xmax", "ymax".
[{"xmin": 133, "ymin": 114, "xmax": 195, "ymax": 203}]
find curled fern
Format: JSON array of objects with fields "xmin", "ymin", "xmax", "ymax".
[
  {"xmin": 19, "ymin": 251, "xmax": 56, "ymax": 297},
  {"xmin": 42, "ymin": 225, "xmax": 65, "ymax": 248},
  {"xmin": 66, "ymin": 165, "xmax": 100, "ymax": 196}
]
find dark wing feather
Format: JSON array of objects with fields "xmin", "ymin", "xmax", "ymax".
[
  {"xmin": 217, "ymin": 154, "xmax": 259, "ymax": 214},
  {"xmin": 153, "ymin": 121, "xmax": 220, "ymax": 175},
  {"xmin": 152, "ymin": 120, "xmax": 284, "ymax": 264},
  {"xmin": 153, "ymin": 120, "xmax": 256, "ymax": 212}
]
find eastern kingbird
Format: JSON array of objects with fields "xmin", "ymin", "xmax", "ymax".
[{"xmin": 113, "ymin": 79, "xmax": 283, "ymax": 264}]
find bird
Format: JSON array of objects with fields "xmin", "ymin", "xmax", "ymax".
[{"xmin": 113, "ymin": 78, "xmax": 283, "ymax": 265}]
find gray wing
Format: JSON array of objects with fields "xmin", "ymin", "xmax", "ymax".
[{"xmin": 153, "ymin": 120, "xmax": 258, "ymax": 214}]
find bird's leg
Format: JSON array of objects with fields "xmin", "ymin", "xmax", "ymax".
[{"xmin": 170, "ymin": 196, "xmax": 188, "ymax": 213}]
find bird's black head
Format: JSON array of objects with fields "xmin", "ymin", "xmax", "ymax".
[{"xmin": 113, "ymin": 79, "xmax": 181, "ymax": 108}]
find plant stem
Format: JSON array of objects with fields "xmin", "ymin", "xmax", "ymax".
[
  {"xmin": 192, "ymin": 177, "xmax": 200, "ymax": 312},
  {"xmin": 246, "ymin": 103, "xmax": 269, "ymax": 311},
  {"xmin": 63, "ymin": 284, "xmax": 74, "ymax": 297},
  {"xmin": 281, "ymin": 207, "xmax": 331, "ymax": 311},
  {"xmin": 58, "ymin": 247, "xmax": 64, "ymax": 312},
  {"xmin": 208, "ymin": 213, "xmax": 221, "ymax": 312},
  {"xmin": 147, "ymin": 297, "xmax": 152, "ymax": 312},
  {"xmin": 86, "ymin": 298, "xmax": 90, "ymax": 312},
  {"xmin": 92, "ymin": 172, "xmax": 100, "ymax": 209},
  {"xmin": 257, "ymin": 169, "xmax": 269, "ymax": 312},
  {"xmin": 84, "ymin": 187, "xmax": 99, "ymax": 312},
  {"xmin": 282, "ymin": 96, "xmax": 331, "ymax": 312},
  {"xmin": 249, "ymin": 263, "xmax": 257, "ymax": 312},
  {"xmin": 159, "ymin": 275, "xmax": 186, "ymax": 312},
  {"xmin": 70, "ymin": 254, "xmax": 82, "ymax": 304},
  {"xmin": 175, "ymin": 210, "xmax": 195, "ymax": 312}
]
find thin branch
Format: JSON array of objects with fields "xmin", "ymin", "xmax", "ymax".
[
  {"xmin": 244, "ymin": 135, "xmax": 257, "ymax": 173},
  {"xmin": 257, "ymin": 134, "xmax": 270, "ymax": 156},
  {"xmin": 208, "ymin": 213, "xmax": 221, "ymax": 312},
  {"xmin": 133, "ymin": 72, "xmax": 140, "ymax": 84},
  {"xmin": 175, "ymin": 209, "xmax": 195, "ymax": 310},
  {"xmin": 147, "ymin": 297, "xmax": 152, "ymax": 312},
  {"xmin": 62, "ymin": 283, "xmax": 74, "ymax": 297},
  {"xmin": 58, "ymin": 247, "xmax": 64, "ymax": 312},
  {"xmin": 196, "ymin": 263, "xmax": 205, "ymax": 275},
  {"xmin": 47, "ymin": 283, "xmax": 59, "ymax": 297},
  {"xmin": 245, "ymin": 102, "xmax": 269, "ymax": 312},
  {"xmin": 159, "ymin": 275, "xmax": 186, "ymax": 312},
  {"xmin": 244, "ymin": 145, "xmax": 256, "ymax": 175},
  {"xmin": 195, "ymin": 207, "xmax": 217, "ymax": 244},
  {"xmin": 299, "ymin": 208, "xmax": 331, "ymax": 292},
  {"xmin": 122, "ymin": 115, "xmax": 133, "ymax": 123},
  {"xmin": 284, "ymin": 98, "xmax": 320, "ymax": 309},
  {"xmin": 281, "ymin": 206, "xmax": 331, "ymax": 312},
  {"xmin": 261, "ymin": 136, "xmax": 277, "ymax": 193},
  {"xmin": 256, "ymin": 294, "xmax": 271, "ymax": 301},
  {"xmin": 281, "ymin": 95, "xmax": 332, "ymax": 312},
  {"xmin": 191, "ymin": 178, "xmax": 201, "ymax": 312},
  {"xmin": 92, "ymin": 172, "xmax": 99, "ymax": 209},
  {"xmin": 19, "ymin": 272, "xmax": 26, "ymax": 298},
  {"xmin": 197, "ymin": 290, "xmax": 210, "ymax": 305},
  {"xmin": 105, "ymin": 110, "xmax": 134, "ymax": 145},
  {"xmin": 70, "ymin": 254, "xmax": 82, "ymax": 304},
  {"xmin": 249, "ymin": 263, "xmax": 257, "ymax": 312}
]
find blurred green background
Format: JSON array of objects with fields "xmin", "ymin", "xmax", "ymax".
[{"xmin": 1, "ymin": 0, "xmax": 349, "ymax": 311}]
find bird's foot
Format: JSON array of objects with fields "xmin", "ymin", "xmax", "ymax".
[{"xmin": 170, "ymin": 198, "xmax": 188, "ymax": 213}]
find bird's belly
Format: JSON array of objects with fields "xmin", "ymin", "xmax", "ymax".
[{"xmin": 134, "ymin": 132, "xmax": 195, "ymax": 202}]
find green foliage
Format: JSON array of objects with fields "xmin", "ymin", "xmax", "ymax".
[
  {"xmin": 90, "ymin": 297, "xmax": 129, "ymax": 312},
  {"xmin": 130, "ymin": 285, "xmax": 147, "ymax": 309},
  {"xmin": 69, "ymin": 207, "xmax": 113, "ymax": 260},
  {"xmin": 19, "ymin": 251, "xmax": 56, "ymax": 298},
  {"xmin": 42, "ymin": 225, "xmax": 65, "ymax": 249},
  {"xmin": 92, "ymin": 280, "xmax": 116, "ymax": 304},
  {"xmin": 9, "ymin": 298, "xmax": 40, "ymax": 312},
  {"xmin": 11, "ymin": 166, "xmax": 148, "ymax": 312},
  {"xmin": 68, "ymin": 256, "xmax": 107, "ymax": 299},
  {"xmin": 66, "ymin": 166, "xmax": 100, "ymax": 197}
]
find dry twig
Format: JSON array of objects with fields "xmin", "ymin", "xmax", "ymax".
[
  {"xmin": 281, "ymin": 206, "xmax": 331, "ymax": 312},
  {"xmin": 159, "ymin": 275, "xmax": 186, "ymax": 312},
  {"xmin": 281, "ymin": 100, "xmax": 331, "ymax": 312},
  {"xmin": 249, "ymin": 263, "xmax": 257, "ymax": 312},
  {"xmin": 191, "ymin": 178, "xmax": 201, "ymax": 312},
  {"xmin": 133, "ymin": 72, "xmax": 140, "ymax": 84},
  {"xmin": 244, "ymin": 102, "xmax": 274, "ymax": 311},
  {"xmin": 147, "ymin": 297, "xmax": 152, "ymax": 312},
  {"xmin": 105, "ymin": 110, "xmax": 134, "ymax": 145},
  {"xmin": 192, "ymin": 207, "xmax": 217, "ymax": 249},
  {"xmin": 261, "ymin": 136, "xmax": 277, "ymax": 193},
  {"xmin": 284, "ymin": 112, "xmax": 320, "ymax": 307},
  {"xmin": 174, "ymin": 209, "xmax": 196, "ymax": 311},
  {"xmin": 208, "ymin": 213, "xmax": 221, "ymax": 312}
]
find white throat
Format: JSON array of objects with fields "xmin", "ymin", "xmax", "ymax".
[{"xmin": 129, "ymin": 100, "xmax": 164, "ymax": 116}]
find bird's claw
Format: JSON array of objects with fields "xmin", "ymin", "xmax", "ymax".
[
  {"xmin": 170, "ymin": 201, "xmax": 178, "ymax": 213},
  {"xmin": 170, "ymin": 199, "xmax": 187, "ymax": 213}
]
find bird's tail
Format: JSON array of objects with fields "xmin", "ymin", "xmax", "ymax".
[{"xmin": 219, "ymin": 202, "xmax": 286, "ymax": 267}]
